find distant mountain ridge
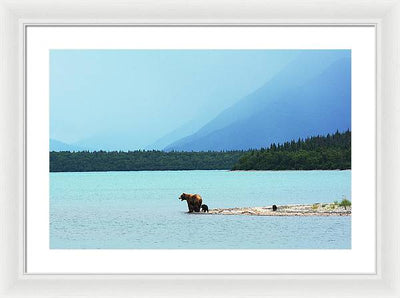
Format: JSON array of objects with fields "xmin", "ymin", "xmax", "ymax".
[
  {"xmin": 50, "ymin": 139, "xmax": 83, "ymax": 152},
  {"xmin": 145, "ymin": 120, "xmax": 204, "ymax": 150},
  {"xmin": 165, "ymin": 52, "xmax": 351, "ymax": 151}
]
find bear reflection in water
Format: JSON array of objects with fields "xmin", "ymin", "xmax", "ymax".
[{"xmin": 179, "ymin": 193, "xmax": 202, "ymax": 213}]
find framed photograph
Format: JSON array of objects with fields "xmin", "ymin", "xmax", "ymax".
[
  {"xmin": 1, "ymin": 0, "xmax": 400, "ymax": 297},
  {"xmin": 26, "ymin": 25, "xmax": 375, "ymax": 275}
]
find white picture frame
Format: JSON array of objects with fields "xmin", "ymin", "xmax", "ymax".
[{"xmin": 1, "ymin": 0, "xmax": 400, "ymax": 297}]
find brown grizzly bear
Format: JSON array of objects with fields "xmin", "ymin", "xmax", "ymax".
[{"xmin": 179, "ymin": 193, "xmax": 202, "ymax": 213}]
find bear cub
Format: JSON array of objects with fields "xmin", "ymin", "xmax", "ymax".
[{"xmin": 201, "ymin": 204, "xmax": 209, "ymax": 213}]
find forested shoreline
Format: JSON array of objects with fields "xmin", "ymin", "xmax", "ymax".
[
  {"xmin": 50, "ymin": 150, "xmax": 245, "ymax": 172},
  {"xmin": 50, "ymin": 131, "xmax": 351, "ymax": 172},
  {"xmin": 232, "ymin": 130, "xmax": 351, "ymax": 170}
]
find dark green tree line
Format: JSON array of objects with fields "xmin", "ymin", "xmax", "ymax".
[
  {"xmin": 50, "ymin": 150, "xmax": 245, "ymax": 172},
  {"xmin": 232, "ymin": 130, "xmax": 351, "ymax": 170},
  {"xmin": 50, "ymin": 131, "xmax": 351, "ymax": 172}
]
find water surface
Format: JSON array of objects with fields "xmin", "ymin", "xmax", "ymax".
[{"xmin": 50, "ymin": 170, "xmax": 351, "ymax": 249}]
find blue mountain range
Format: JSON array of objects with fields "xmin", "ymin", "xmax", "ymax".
[{"xmin": 164, "ymin": 52, "xmax": 351, "ymax": 151}]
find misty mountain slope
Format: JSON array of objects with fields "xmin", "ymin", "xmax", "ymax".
[
  {"xmin": 165, "ymin": 56, "xmax": 351, "ymax": 151},
  {"xmin": 72, "ymin": 133, "xmax": 139, "ymax": 152},
  {"xmin": 164, "ymin": 51, "xmax": 350, "ymax": 151},
  {"xmin": 50, "ymin": 139, "xmax": 83, "ymax": 152},
  {"xmin": 145, "ymin": 120, "xmax": 205, "ymax": 150}
]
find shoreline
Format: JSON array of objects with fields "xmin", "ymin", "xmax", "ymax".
[
  {"xmin": 198, "ymin": 203, "xmax": 351, "ymax": 217},
  {"xmin": 50, "ymin": 169, "xmax": 352, "ymax": 174}
]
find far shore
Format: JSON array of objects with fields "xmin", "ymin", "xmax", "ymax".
[
  {"xmin": 194, "ymin": 203, "xmax": 351, "ymax": 217},
  {"xmin": 229, "ymin": 169, "xmax": 350, "ymax": 172}
]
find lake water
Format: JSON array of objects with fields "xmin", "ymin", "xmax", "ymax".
[{"xmin": 50, "ymin": 170, "xmax": 351, "ymax": 249}]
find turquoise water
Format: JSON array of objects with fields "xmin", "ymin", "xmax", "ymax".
[{"xmin": 50, "ymin": 170, "xmax": 351, "ymax": 249}]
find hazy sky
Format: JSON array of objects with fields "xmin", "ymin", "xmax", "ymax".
[{"xmin": 50, "ymin": 50, "xmax": 303, "ymax": 149}]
